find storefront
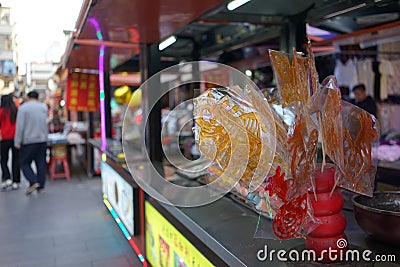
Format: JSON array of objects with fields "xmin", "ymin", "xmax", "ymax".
[
  {"xmin": 59, "ymin": 0, "xmax": 400, "ymax": 266},
  {"xmin": 314, "ymin": 20, "xmax": 400, "ymax": 188}
]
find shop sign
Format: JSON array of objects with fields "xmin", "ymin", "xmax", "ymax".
[
  {"xmin": 66, "ymin": 72, "xmax": 99, "ymax": 112},
  {"xmin": 145, "ymin": 201, "xmax": 214, "ymax": 267},
  {"xmin": 101, "ymin": 162, "xmax": 134, "ymax": 235}
]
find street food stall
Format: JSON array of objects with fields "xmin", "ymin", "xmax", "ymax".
[{"xmin": 59, "ymin": 0, "xmax": 400, "ymax": 266}]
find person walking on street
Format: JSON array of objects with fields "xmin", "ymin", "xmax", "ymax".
[
  {"xmin": 0, "ymin": 94, "xmax": 20, "ymax": 190},
  {"xmin": 14, "ymin": 91, "xmax": 48, "ymax": 195}
]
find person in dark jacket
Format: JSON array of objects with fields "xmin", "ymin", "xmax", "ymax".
[
  {"xmin": 352, "ymin": 84, "xmax": 377, "ymax": 117},
  {"xmin": 0, "ymin": 94, "xmax": 20, "ymax": 190}
]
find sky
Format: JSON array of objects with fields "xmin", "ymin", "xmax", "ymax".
[{"xmin": 1, "ymin": 0, "xmax": 83, "ymax": 72}]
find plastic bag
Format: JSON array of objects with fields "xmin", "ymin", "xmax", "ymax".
[
  {"xmin": 310, "ymin": 76, "xmax": 379, "ymax": 196},
  {"xmin": 253, "ymin": 49, "xmax": 321, "ymax": 240},
  {"xmin": 309, "ymin": 76, "xmax": 345, "ymax": 192},
  {"xmin": 255, "ymin": 165, "xmax": 321, "ymax": 240},
  {"xmin": 269, "ymin": 49, "xmax": 319, "ymax": 197},
  {"xmin": 339, "ymin": 101, "xmax": 380, "ymax": 196},
  {"xmin": 193, "ymin": 85, "xmax": 276, "ymax": 193}
]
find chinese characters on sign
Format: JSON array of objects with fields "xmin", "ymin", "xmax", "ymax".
[
  {"xmin": 66, "ymin": 72, "xmax": 99, "ymax": 112},
  {"xmin": 145, "ymin": 201, "xmax": 214, "ymax": 267}
]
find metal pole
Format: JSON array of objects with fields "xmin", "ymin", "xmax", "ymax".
[
  {"xmin": 140, "ymin": 43, "xmax": 163, "ymax": 163},
  {"xmin": 104, "ymin": 72, "xmax": 112, "ymax": 138}
]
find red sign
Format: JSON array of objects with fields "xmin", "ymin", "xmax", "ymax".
[{"xmin": 66, "ymin": 72, "xmax": 99, "ymax": 112}]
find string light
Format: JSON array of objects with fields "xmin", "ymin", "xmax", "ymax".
[{"xmin": 103, "ymin": 197, "xmax": 148, "ymax": 266}]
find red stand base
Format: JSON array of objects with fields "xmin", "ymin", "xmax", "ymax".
[{"xmin": 306, "ymin": 164, "xmax": 347, "ymax": 263}]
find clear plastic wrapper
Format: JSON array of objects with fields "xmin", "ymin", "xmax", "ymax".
[
  {"xmin": 310, "ymin": 76, "xmax": 345, "ymax": 192},
  {"xmin": 193, "ymin": 85, "xmax": 276, "ymax": 193},
  {"xmin": 307, "ymin": 40, "xmax": 320, "ymax": 96},
  {"xmin": 310, "ymin": 76, "xmax": 379, "ymax": 196},
  {"xmin": 269, "ymin": 49, "xmax": 319, "ymax": 197},
  {"xmin": 339, "ymin": 101, "xmax": 380, "ymax": 196},
  {"xmin": 193, "ymin": 44, "xmax": 379, "ymax": 241},
  {"xmin": 253, "ymin": 49, "xmax": 321, "ymax": 240},
  {"xmin": 268, "ymin": 49, "xmax": 310, "ymax": 109},
  {"xmin": 287, "ymin": 115, "xmax": 319, "ymax": 198},
  {"xmin": 293, "ymin": 50, "xmax": 311, "ymax": 108}
]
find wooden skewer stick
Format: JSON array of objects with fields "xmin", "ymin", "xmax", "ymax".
[{"xmin": 318, "ymin": 112, "xmax": 326, "ymax": 172}]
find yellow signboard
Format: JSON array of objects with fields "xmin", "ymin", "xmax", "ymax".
[{"xmin": 145, "ymin": 201, "xmax": 215, "ymax": 267}]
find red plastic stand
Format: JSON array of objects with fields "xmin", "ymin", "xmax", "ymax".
[{"xmin": 306, "ymin": 164, "xmax": 348, "ymax": 263}]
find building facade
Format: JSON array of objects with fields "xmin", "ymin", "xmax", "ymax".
[{"xmin": 0, "ymin": 6, "xmax": 17, "ymax": 94}]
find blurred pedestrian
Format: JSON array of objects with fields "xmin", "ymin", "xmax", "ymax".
[
  {"xmin": 12, "ymin": 92, "xmax": 21, "ymax": 108},
  {"xmin": 339, "ymin": 86, "xmax": 353, "ymax": 103},
  {"xmin": 352, "ymin": 84, "xmax": 377, "ymax": 117},
  {"xmin": 15, "ymin": 91, "xmax": 48, "ymax": 195},
  {"xmin": 49, "ymin": 109, "xmax": 63, "ymax": 133},
  {"xmin": 0, "ymin": 94, "xmax": 20, "ymax": 190}
]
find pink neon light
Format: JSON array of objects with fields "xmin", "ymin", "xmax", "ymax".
[
  {"xmin": 99, "ymin": 45, "xmax": 106, "ymax": 151},
  {"xmin": 88, "ymin": 18, "xmax": 107, "ymax": 151}
]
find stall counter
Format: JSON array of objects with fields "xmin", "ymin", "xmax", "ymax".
[
  {"xmin": 128, "ymin": 161, "xmax": 400, "ymax": 267},
  {"xmin": 88, "ymin": 139, "xmax": 399, "ymax": 266}
]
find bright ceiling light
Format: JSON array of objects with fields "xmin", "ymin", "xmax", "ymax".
[
  {"xmin": 323, "ymin": 3, "xmax": 367, "ymax": 19},
  {"xmin": 227, "ymin": 0, "xmax": 251, "ymax": 11},
  {"xmin": 360, "ymin": 35, "xmax": 400, "ymax": 49},
  {"xmin": 245, "ymin": 69, "xmax": 252, "ymax": 77},
  {"xmin": 159, "ymin": 36, "xmax": 177, "ymax": 51}
]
